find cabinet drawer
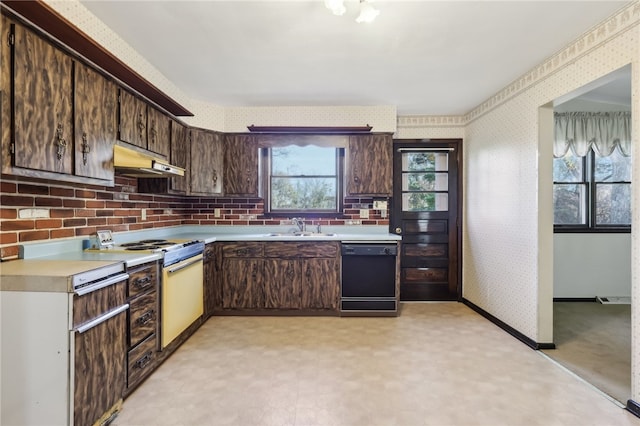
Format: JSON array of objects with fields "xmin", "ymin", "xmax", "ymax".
[
  {"xmin": 128, "ymin": 333, "xmax": 157, "ymax": 388},
  {"xmin": 127, "ymin": 263, "xmax": 157, "ymax": 298},
  {"xmin": 129, "ymin": 291, "xmax": 157, "ymax": 346},
  {"xmin": 222, "ymin": 242, "xmax": 263, "ymax": 258},
  {"xmin": 264, "ymin": 242, "xmax": 339, "ymax": 258}
]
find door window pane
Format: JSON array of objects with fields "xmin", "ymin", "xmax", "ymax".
[
  {"xmin": 402, "ymin": 172, "xmax": 448, "ymax": 191},
  {"xmin": 596, "ymin": 183, "xmax": 631, "ymax": 225},
  {"xmin": 402, "ymin": 153, "xmax": 448, "ymax": 172},
  {"xmin": 553, "ymin": 184, "xmax": 586, "ymax": 225},
  {"xmin": 402, "ymin": 193, "xmax": 448, "ymax": 212}
]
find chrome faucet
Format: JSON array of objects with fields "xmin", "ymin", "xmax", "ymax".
[{"xmin": 292, "ymin": 217, "xmax": 306, "ymax": 232}]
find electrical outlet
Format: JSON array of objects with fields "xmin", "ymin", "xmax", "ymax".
[
  {"xmin": 360, "ymin": 209, "xmax": 369, "ymax": 219},
  {"xmin": 373, "ymin": 200, "xmax": 388, "ymax": 210},
  {"xmin": 141, "ymin": 209, "xmax": 147, "ymax": 221},
  {"xmin": 214, "ymin": 208, "xmax": 221, "ymax": 218}
]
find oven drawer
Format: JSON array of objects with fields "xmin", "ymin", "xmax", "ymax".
[
  {"xmin": 128, "ymin": 263, "xmax": 158, "ymax": 298},
  {"xmin": 129, "ymin": 291, "xmax": 157, "ymax": 346},
  {"xmin": 128, "ymin": 333, "xmax": 157, "ymax": 388}
]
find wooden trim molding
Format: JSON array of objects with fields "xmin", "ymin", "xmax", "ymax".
[
  {"xmin": 1, "ymin": 0, "xmax": 192, "ymax": 117},
  {"xmin": 247, "ymin": 125, "xmax": 372, "ymax": 134},
  {"xmin": 462, "ymin": 298, "xmax": 556, "ymax": 350}
]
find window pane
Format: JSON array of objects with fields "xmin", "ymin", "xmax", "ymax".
[
  {"xmin": 402, "ymin": 153, "xmax": 448, "ymax": 172},
  {"xmin": 271, "ymin": 177, "xmax": 336, "ymax": 210},
  {"xmin": 402, "ymin": 193, "xmax": 448, "ymax": 212},
  {"xmin": 553, "ymin": 184, "xmax": 586, "ymax": 225},
  {"xmin": 594, "ymin": 147, "xmax": 632, "ymax": 182},
  {"xmin": 272, "ymin": 146, "xmax": 336, "ymax": 176},
  {"xmin": 402, "ymin": 172, "xmax": 448, "ymax": 191},
  {"xmin": 596, "ymin": 183, "xmax": 631, "ymax": 225},
  {"xmin": 553, "ymin": 151, "xmax": 583, "ymax": 183}
]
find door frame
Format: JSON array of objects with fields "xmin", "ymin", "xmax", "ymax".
[{"xmin": 392, "ymin": 139, "xmax": 463, "ymax": 301}]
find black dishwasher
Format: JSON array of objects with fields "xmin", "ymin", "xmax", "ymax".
[{"xmin": 341, "ymin": 242, "xmax": 398, "ymax": 316}]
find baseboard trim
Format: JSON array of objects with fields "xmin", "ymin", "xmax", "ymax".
[
  {"xmin": 553, "ymin": 297, "xmax": 597, "ymax": 302},
  {"xmin": 462, "ymin": 298, "xmax": 556, "ymax": 350},
  {"xmin": 626, "ymin": 399, "xmax": 640, "ymax": 418}
]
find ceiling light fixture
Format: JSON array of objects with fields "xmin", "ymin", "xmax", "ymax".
[
  {"xmin": 324, "ymin": 0, "xmax": 380, "ymax": 23},
  {"xmin": 325, "ymin": 0, "xmax": 346, "ymax": 16},
  {"xmin": 355, "ymin": 0, "xmax": 380, "ymax": 24}
]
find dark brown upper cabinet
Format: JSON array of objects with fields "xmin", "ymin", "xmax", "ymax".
[
  {"xmin": 169, "ymin": 120, "xmax": 190, "ymax": 194},
  {"xmin": 190, "ymin": 128, "xmax": 223, "ymax": 196},
  {"xmin": 224, "ymin": 134, "xmax": 258, "ymax": 197},
  {"xmin": 147, "ymin": 106, "xmax": 171, "ymax": 158},
  {"xmin": 346, "ymin": 134, "xmax": 393, "ymax": 196},
  {"xmin": 74, "ymin": 62, "xmax": 117, "ymax": 181},
  {"xmin": 118, "ymin": 89, "xmax": 147, "ymax": 149},
  {"xmin": 10, "ymin": 21, "xmax": 73, "ymax": 175}
]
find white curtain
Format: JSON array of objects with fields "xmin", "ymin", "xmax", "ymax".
[{"xmin": 554, "ymin": 112, "xmax": 631, "ymax": 158}]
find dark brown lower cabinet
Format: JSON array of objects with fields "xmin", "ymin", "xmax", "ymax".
[
  {"xmin": 204, "ymin": 243, "xmax": 223, "ymax": 316},
  {"xmin": 220, "ymin": 241, "xmax": 340, "ymax": 312}
]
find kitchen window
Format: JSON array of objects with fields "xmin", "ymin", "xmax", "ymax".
[
  {"xmin": 261, "ymin": 145, "xmax": 344, "ymax": 215},
  {"xmin": 553, "ymin": 145, "xmax": 631, "ymax": 232}
]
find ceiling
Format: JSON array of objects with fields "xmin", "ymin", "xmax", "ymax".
[{"xmin": 79, "ymin": 1, "xmax": 630, "ymax": 116}]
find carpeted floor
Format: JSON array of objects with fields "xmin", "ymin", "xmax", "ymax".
[{"xmin": 542, "ymin": 301, "xmax": 631, "ymax": 403}]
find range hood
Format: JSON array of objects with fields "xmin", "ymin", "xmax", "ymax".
[{"xmin": 113, "ymin": 145, "xmax": 185, "ymax": 177}]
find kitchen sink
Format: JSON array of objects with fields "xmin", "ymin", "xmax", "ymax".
[{"xmin": 264, "ymin": 232, "xmax": 337, "ymax": 237}]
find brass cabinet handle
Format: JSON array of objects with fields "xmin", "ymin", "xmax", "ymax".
[
  {"xmin": 149, "ymin": 120, "xmax": 157, "ymax": 145},
  {"xmin": 212, "ymin": 169, "xmax": 218, "ymax": 185},
  {"xmin": 81, "ymin": 133, "xmax": 90, "ymax": 165},
  {"xmin": 137, "ymin": 113, "xmax": 146, "ymax": 140},
  {"xmin": 136, "ymin": 310, "xmax": 155, "ymax": 326},
  {"xmin": 394, "ymin": 227, "xmax": 402, "ymax": 234},
  {"xmin": 134, "ymin": 275, "xmax": 152, "ymax": 289},
  {"xmin": 56, "ymin": 124, "xmax": 67, "ymax": 160}
]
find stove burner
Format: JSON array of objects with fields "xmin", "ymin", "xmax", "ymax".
[
  {"xmin": 139, "ymin": 239, "xmax": 169, "ymax": 244},
  {"xmin": 124, "ymin": 244, "xmax": 163, "ymax": 251}
]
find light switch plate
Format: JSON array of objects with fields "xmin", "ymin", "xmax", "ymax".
[
  {"xmin": 373, "ymin": 200, "xmax": 388, "ymax": 210},
  {"xmin": 360, "ymin": 209, "xmax": 369, "ymax": 219}
]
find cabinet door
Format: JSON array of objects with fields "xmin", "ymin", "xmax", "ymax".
[
  {"xmin": 222, "ymin": 258, "xmax": 264, "ymax": 309},
  {"xmin": 223, "ymin": 134, "xmax": 258, "ymax": 196},
  {"xmin": 118, "ymin": 89, "xmax": 147, "ymax": 148},
  {"xmin": 204, "ymin": 243, "xmax": 223, "ymax": 316},
  {"xmin": 12, "ymin": 23, "xmax": 73, "ymax": 174},
  {"xmin": 74, "ymin": 62, "xmax": 117, "ymax": 180},
  {"xmin": 191, "ymin": 128, "xmax": 223, "ymax": 195},
  {"xmin": 347, "ymin": 134, "xmax": 393, "ymax": 195},
  {"xmin": 147, "ymin": 107, "xmax": 170, "ymax": 157},
  {"xmin": 264, "ymin": 259, "xmax": 301, "ymax": 309},
  {"xmin": 169, "ymin": 121, "xmax": 189, "ymax": 193},
  {"xmin": 301, "ymin": 258, "xmax": 340, "ymax": 310}
]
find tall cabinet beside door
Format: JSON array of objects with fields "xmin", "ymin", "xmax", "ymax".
[{"xmin": 346, "ymin": 134, "xmax": 393, "ymax": 196}]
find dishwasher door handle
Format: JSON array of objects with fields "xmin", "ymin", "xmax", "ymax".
[
  {"xmin": 75, "ymin": 304, "xmax": 129, "ymax": 334},
  {"xmin": 167, "ymin": 256, "xmax": 203, "ymax": 274}
]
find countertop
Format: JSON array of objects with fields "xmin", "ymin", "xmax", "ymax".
[
  {"xmin": 4, "ymin": 225, "xmax": 400, "ymax": 292},
  {"xmin": 0, "ymin": 259, "xmax": 126, "ymax": 292}
]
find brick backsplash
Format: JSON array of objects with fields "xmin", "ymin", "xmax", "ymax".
[{"xmin": 0, "ymin": 175, "xmax": 389, "ymax": 260}]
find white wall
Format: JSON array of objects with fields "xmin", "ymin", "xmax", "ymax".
[{"xmin": 554, "ymin": 234, "xmax": 632, "ymax": 298}]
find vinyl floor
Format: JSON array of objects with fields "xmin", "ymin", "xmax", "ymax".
[{"xmin": 113, "ymin": 302, "xmax": 639, "ymax": 426}]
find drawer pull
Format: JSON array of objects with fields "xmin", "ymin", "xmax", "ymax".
[
  {"xmin": 136, "ymin": 310, "xmax": 155, "ymax": 326},
  {"xmin": 134, "ymin": 276, "xmax": 152, "ymax": 289},
  {"xmin": 237, "ymin": 248, "xmax": 248, "ymax": 256},
  {"xmin": 134, "ymin": 351, "xmax": 153, "ymax": 370}
]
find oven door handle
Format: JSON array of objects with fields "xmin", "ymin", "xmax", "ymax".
[
  {"xmin": 167, "ymin": 255, "xmax": 203, "ymax": 274},
  {"xmin": 74, "ymin": 273, "xmax": 130, "ymax": 296},
  {"xmin": 75, "ymin": 304, "xmax": 129, "ymax": 334}
]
